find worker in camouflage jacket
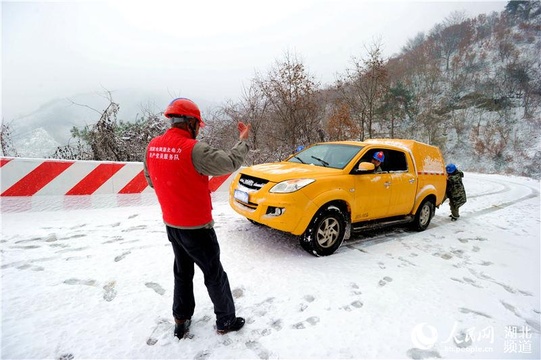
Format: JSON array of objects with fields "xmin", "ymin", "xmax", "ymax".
[{"xmin": 444, "ymin": 163, "xmax": 467, "ymax": 221}]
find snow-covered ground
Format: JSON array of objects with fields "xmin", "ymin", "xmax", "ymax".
[{"xmin": 1, "ymin": 173, "xmax": 540, "ymax": 359}]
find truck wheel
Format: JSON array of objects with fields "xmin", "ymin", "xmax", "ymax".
[
  {"xmin": 300, "ymin": 205, "xmax": 346, "ymax": 256},
  {"xmin": 412, "ymin": 199, "xmax": 434, "ymax": 231}
]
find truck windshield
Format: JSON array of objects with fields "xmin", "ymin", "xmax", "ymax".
[{"xmin": 288, "ymin": 144, "xmax": 364, "ymax": 169}]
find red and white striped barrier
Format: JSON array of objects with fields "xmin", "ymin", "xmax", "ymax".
[
  {"xmin": 1, "ymin": 158, "xmax": 149, "ymax": 196},
  {"xmin": 1, "ymin": 157, "xmax": 231, "ymax": 196},
  {"xmin": 0, "ymin": 157, "xmax": 233, "ymax": 212}
]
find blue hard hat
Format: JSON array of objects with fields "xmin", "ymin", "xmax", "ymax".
[
  {"xmin": 446, "ymin": 163, "xmax": 457, "ymax": 174},
  {"xmin": 373, "ymin": 151, "xmax": 385, "ymax": 162}
]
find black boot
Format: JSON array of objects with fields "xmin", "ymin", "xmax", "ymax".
[
  {"xmin": 217, "ymin": 317, "xmax": 245, "ymax": 334},
  {"xmin": 174, "ymin": 319, "xmax": 191, "ymax": 339}
]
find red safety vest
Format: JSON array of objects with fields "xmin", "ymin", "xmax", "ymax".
[{"xmin": 146, "ymin": 128, "xmax": 212, "ymax": 227}]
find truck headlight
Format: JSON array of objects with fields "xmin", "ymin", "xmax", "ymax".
[{"xmin": 270, "ymin": 179, "xmax": 315, "ymax": 193}]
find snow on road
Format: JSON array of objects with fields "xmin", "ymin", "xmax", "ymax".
[{"xmin": 1, "ymin": 173, "xmax": 540, "ymax": 359}]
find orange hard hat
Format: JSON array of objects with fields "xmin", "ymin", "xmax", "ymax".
[{"xmin": 164, "ymin": 98, "xmax": 205, "ymax": 127}]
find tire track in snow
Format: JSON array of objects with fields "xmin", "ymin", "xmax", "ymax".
[
  {"xmin": 466, "ymin": 174, "xmax": 512, "ymax": 199},
  {"xmin": 464, "ymin": 175, "xmax": 539, "ymax": 218}
]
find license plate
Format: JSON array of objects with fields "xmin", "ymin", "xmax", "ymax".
[{"xmin": 234, "ymin": 189, "xmax": 249, "ymax": 203}]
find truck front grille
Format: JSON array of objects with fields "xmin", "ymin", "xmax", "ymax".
[{"xmin": 238, "ymin": 174, "xmax": 268, "ymax": 191}]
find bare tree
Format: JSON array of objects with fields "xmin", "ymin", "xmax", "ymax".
[
  {"xmin": 337, "ymin": 40, "xmax": 389, "ymax": 140},
  {"xmin": 220, "ymin": 84, "xmax": 274, "ymax": 164},
  {"xmin": 470, "ymin": 113, "xmax": 514, "ymax": 170},
  {"xmin": 52, "ymin": 90, "xmax": 167, "ymax": 161},
  {"xmin": 379, "ymin": 82, "xmax": 414, "ymax": 138},
  {"xmin": 199, "ymin": 106, "xmax": 237, "ymax": 151},
  {"xmin": 401, "ymin": 32, "xmax": 426, "ymax": 54},
  {"xmin": 430, "ymin": 12, "xmax": 473, "ymax": 71},
  {"xmin": 0, "ymin": 120, "xmax": 19, "ymax": 157},
  {"xmin": 325, "ymin": 100, "xmax": 359, "ymax": 141},
  {"xmin": 253, "ymin": 50, "xmax": 323, "ymax": 157}
]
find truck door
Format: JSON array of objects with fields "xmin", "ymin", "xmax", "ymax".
[
  {"xmin": 386, "ymin": 150, "xmax": 417, "ymax": 216},
  {"xmin": 352, "ymin": 172, "xmax": 392, "ymax": 222}
]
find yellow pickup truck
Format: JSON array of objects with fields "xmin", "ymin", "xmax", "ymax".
[{"xmin": 229, "ymin": 139, "xmax": 447, "ymax": 256}]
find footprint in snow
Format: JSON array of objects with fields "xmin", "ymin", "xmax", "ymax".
[
  {"xmin": 57, "ymin": 354, "xmax": 75, "ymax": 360},
  {"xmin": 232, "ymin": 287, "xmax": 244, "ymax": 299},
  {"xmin": 292, "ymin": 316, "xmax": 320, "ymax": 329},
  {"xmin": 114, "ymin": 251, "xmax": 131, "ymax": 262},
  {"xmin": 145, "ymin": 282, "xmax": 166, "ymax": 295},
  {"xmin": 350, "ymin": 282, "xmax": 362, "ymax": 295},
  {"xmin": 342, "ymin": 300, "xmax": 364, "ymax": 312},
  {"xmin": 378, "ymin": 276, "xmax": 393, "ymax": 287},
  {"xmin": 246, "ymin": 340, "xmax": 271, "ymax": 359},
  {"xmin": 406, "ymin": 348, "xmax": 442, "ymax": 359},
  {"xmin": 103, "ymin": 281, "xmax": 117, "ymax": 302},
  {"xmin": 64, "ymin": 278, "xmax": 97, "ymax": 286},
  {"xmin": 194, "ymin": 351, "xmax": 211, "ymax": 360},
  {"xmin": 270, "ymin": 319, "xmax": 283, "ymax": 331}
]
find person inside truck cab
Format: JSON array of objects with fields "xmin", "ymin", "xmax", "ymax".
[
  {"xmin": 356, "ymin": 150, "xmax": 385, "ymax": 173},
  {"xmin": 371, "ymin": 151, "xmax": 385, "ymax": 173}
]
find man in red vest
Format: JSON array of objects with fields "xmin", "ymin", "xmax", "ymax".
[{"xmin": 144, "ymin": 98, "xmax": 251, "ymax": 339}]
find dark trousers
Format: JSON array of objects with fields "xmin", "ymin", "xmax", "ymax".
[
  {"xmin": 450, "ymin": 201, "xmax": 461, "ymax": 217},
  {"xmin": 166, "ymin": 226, "xmax": 236, "ymax": 328}
]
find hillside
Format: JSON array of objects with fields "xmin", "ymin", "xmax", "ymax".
[
  {"xmin": 394, "ymin": 2, "xmax": 541, "ymax": 178},
  {"xmin": 344, "ymin": 1, "xmax": 541, "ymax": 178}
]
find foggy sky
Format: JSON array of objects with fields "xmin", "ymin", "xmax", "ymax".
[{"xmin": 2, "ymin": 0, "xmax": 506, "ymax": 121}]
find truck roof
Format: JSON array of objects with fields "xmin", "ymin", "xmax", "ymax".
[{"xmin": 314, "ymin": 139, "xmax": 445, "ymax": 175}]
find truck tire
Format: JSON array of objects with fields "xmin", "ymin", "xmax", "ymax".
[
  {"xmin": 412, "ymin": 198, "xmax": 434, "ymax": 231},
  {"xmin": 300, "ymin": 205, "xmax": 346, "ymax": 256}
]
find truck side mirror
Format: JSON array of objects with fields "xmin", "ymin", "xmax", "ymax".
[{"xmin": 355, "ymin": 161, "xmax": 375, "ymax": 173}]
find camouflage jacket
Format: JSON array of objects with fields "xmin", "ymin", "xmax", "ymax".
[{"xmin": 446, "ymin": 170, "xmax": 467, "ymax": 207}]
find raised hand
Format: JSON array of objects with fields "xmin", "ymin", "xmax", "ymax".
[{"xmin": 238, "ymin": 122, "xmax": 251, "ymax": 140}]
